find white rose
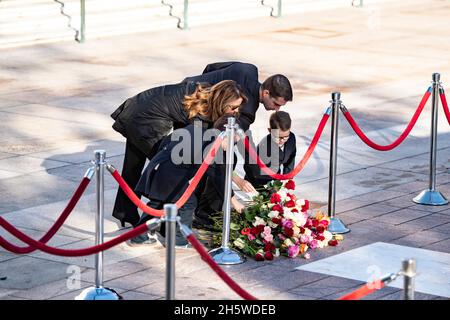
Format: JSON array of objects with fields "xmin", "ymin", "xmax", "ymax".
[
  {"xmin": 296, "ymin": 199, "xmax": 306, "ymax": 207},
  {"xmin": 253, "ymin": 216, "xmax": 266, "ymax": 227},
  {"xmin": 283, "ymin": 211, "xmax": 294, "ymax": 220},
  {"xmin": 293, "ymin": 212, "xmax": 307, "ymax": 227},
  {"xmin": 323, "ymin": 230, "xmax": 333, "ymax": 241},
  {"xmin": 293, "ymin": 226, "xmax": 300, "ymax": 237},
  {"xmin": 284, "ymin": 239, "xmax": 294, "ymax": 247},
  {"xmin": 278, "ymin": 190, "xmax": 288, "ymax": 202},
  {"xmin": 233, "ymin": 238, "xmax": 245, "ymax": 249},
  {"xmin": 268, "ymin": 211, "xmax": 279, "ymax": 218},
  {"xmin": 268, "ymin": 221, "xmax": 278, "ymax": 228},
  {"xmin": 275, "ymin": 248, "xmax": 280, "ymax": 257},
  {"xmin": 304, "ymin": 228, "xmax": 312, "ymax": 236},
  {"xmin": 317, "ymin": 240, "xmax": 326, "ymax": 249}
]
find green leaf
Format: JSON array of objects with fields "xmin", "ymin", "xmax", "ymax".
[{"xmin": 229, "ymin": 222, "xmax": 241, "ymax": 231}]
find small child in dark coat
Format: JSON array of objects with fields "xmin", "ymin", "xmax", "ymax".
[{"xmin": 244, "ymin": 111, "xmax": 296, "ymax": 189}]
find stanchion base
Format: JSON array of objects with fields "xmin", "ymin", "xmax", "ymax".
[
  {"xmin": 74, "ymin": 286, "xmax": 122, "ymax": 300},
  {"xmin": 209, "ymin": 247, "xmax": 246, "ymax": 265},
  {"xmin": 413, "ymin": 189, "xmax": 448, "ymax": 206},
  {"xmin": 328, "ymin": 217, "xmax": 350, "ymax": 234}
]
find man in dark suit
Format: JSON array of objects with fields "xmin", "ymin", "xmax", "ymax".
[{"xmin": 183, "ymin": 62, "xmax": 293, "ymax": 131}]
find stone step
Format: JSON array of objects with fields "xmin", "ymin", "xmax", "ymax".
[{"xmin": 0, "ymin": 0, "xmax": 393, "ymax": 48}]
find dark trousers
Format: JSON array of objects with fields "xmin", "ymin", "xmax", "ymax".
[
  {"xmin": 136, "ymin": 194, "xmax": 198, "ymax": 245},
  {"xmin": 112, "ymin": 140, "xmax": 152, "ymax": 225}
]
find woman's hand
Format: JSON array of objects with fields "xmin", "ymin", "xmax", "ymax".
[
  {"xmin": 233, "ymin": 174, "xmax": 257, "ymax": 193},
  {"xmin": 231, "ymin": 196, "xmax": 245, "ymax": 214}
]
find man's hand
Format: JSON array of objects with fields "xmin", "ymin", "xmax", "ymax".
[{"xmin": 232, "ymin": 174, "xmax": 257, "ymax": 193}]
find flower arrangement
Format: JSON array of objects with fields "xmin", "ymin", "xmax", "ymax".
[{"xmin": 212, "ymin": 179, "xmax": 342, "ymax": 261}]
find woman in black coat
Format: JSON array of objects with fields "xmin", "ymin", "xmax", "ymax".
[
  {"xmin": 111, "ymin": 81, "xmax": 202, "ymax": 226},
  {"xmin": 130, "ymin": 81, "xmax": 247, "ymax": 246}
]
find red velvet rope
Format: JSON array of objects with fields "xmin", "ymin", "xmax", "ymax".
[
  {"xmin": 110, "ymin": 136, "xmax": 223, "ymax": 217},
  {"xmin": 440, "ymin": 89, "xmax": 450, "ymax": 125},
  {"xmin": 186, "ymin": 234, "xmax": 257, "ymax": 300},
  {"xmin": 0, "ymin": 177, "xmax": 91, "ymax": 254},
  {"xmin": 342, "ymin": 87, "xmax": 432, "ymax": 151},
  {"xmin": 0, "ymin": 216, "xmax": 149, "ymax": 257},
  {"xmin": 243, "ymin": 113, "xmax": 330, "ymax": 180},
  {"xmin": 337, "ymin": 280, "xmax": 385, "ymax": 300}
]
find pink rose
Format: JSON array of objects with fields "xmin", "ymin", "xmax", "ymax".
[
  {"xmin": 309, "ymin": 240, "xmax": 318, "ymax": 250},
  {"xmin": 300, "ymin": 234, "xmax": 311, "ymax": 244},
  {"xmin": 288, "ymin": 245, "xmax": 300, "ymax": 258},
  {"xmin": 282, "ymin": 219, "xmax": 294, "ymax": 229},
  {"xmin": 278, "ymin": 233, "xmax": 286, "ymax": 241},
  {"xmin": 320, "ymin": 220, "xmax": 330, "ymax": 227},
  {"xmin": 264, "ymin": 233, "xmax": 274, "ymax": 243},
  {"xmin": 247, "ymin": 234, "xmax": 256, "ymax": 241}
]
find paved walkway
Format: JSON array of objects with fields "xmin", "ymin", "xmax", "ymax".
[{"xmin": 0, "ymin": 0, "xmax": 449, "ymax": 300}]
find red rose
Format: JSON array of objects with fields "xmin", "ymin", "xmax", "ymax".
[
  {"xmin": 272, "ymin": 204, "xmax": 284, "ymax": 213},
  {"xmin": 291, "ymin": 208, "xmax": 299, "ymax": 213},
  {"xmin": 270, "ymin": 193, "xmax": 281, "ymax": 204},
  {"xmin": 250, "ymin": 227, "xmax": 258, "ymax": 235},
  {"xmin": 284, "ymin": 227, "xmax": 294, "ymax": 238},
  {"xmin": 328, "ymin": 240, "xmax": 338, "ymax": 247},
  {"xmin": 271, "ymin": 218, "xmax": 281, "ymax": 225},
  {"xmin": 285, "ymin": 180, "xmax": 296, "ymax": 190},
  {"xmin": 312, "ymin": 219, "xmax": 319, "ymax": 228},
  {"xmin": 264, "ymin": 243, "xmax": 276, "ymax": 252},
  {"xmin": 287, "ymin": 193, "xmax": 297, "ymax": 201},
  {"xmin": 264, "ymin": 251, "xmax": 274, "ymax": 260},
  {"xmin": 241, "ymin": 228, "xmax": 251, "ymax": 235},
  {"xmin": 316, "ymin": 225, "xmax": 325, "ymax": 233},
  {"xmin": 256, "ymin": 225, "xmax": 265, "ymax": 233},
  {"xmin": 285, "ymin": 200, "xmax": 296, "ymax": 208},
  {"xmin": 305, "ymin": 219, "xmax": 313, "ymax": 228},
  {"xmin": 255, "ymin": 253, "xmax": 265, "ymax": 261},
  {"xmin": 316, "ymin": 235, "xmax": 325, "ymax": 241},
  {"xmin": 301, "ymin": 200, "xmax": 309, "ymax": 212},
  {"xmin": 299, "ymin": 227, "xmax": 305, "ymax": 234}
]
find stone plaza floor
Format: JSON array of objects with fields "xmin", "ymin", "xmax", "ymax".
[{"xmin": 0, "ymin": 0, "xmax": 449, "ymax": 300}]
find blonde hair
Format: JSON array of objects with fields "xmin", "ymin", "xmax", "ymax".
[
  {"xmin": 183, "ymin": 80, "xmax": 247, "ymax": 122},
  {"xmin": 183, "ymin": 82, "xmax": 211, "ymax": 120}
]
